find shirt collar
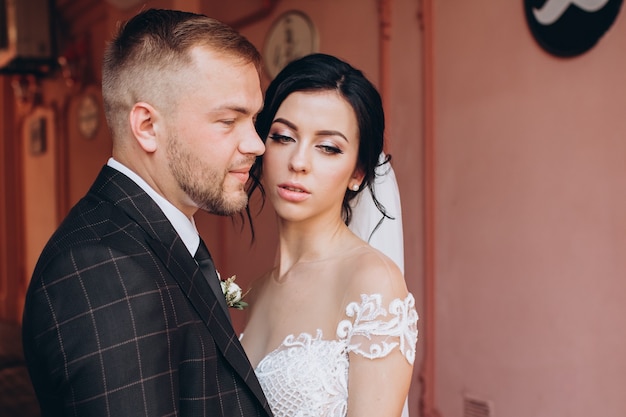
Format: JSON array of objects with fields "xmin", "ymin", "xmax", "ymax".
[{"xmin": 107, "ymin": 157, "xmax": 200, "ymax": 255}]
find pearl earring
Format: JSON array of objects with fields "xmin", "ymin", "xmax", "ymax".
[{"xmin": 351, "ymin": 184, "xmax": 359, "ymax": 191}]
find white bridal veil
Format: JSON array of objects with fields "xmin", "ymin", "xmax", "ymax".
[
  {"xmin": 348, "ymin": 152, "xmax": 410, "ymax": 417},
  {"xmin": 349, "ymin": 152, "xmax": 404, "ymax": 273}
]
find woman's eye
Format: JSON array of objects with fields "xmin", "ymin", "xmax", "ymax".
[
  {"xmin": 269, "ymin": 133, "xmax": 293, "ymax": 143},
  {"xmin": 318, "ymin": 144, "xmax": 343, "ymax": 155}
]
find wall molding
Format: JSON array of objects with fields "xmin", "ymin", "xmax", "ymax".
[{"xmin": 418, "ymin": 0, "xmax": 442, "ymax": 416}]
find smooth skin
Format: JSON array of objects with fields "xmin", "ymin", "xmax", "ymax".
[{"xmin": 241, "ymin": 91, "xmax": 412, "ymax": 417}]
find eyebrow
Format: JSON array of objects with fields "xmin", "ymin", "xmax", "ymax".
[
  {"xmin": 211, "ymin": 104, "xmax": 261, "ymax": 116},
  {"xmin": 273, "ymin": 117, "xmax": 349, "ymax": 143}
]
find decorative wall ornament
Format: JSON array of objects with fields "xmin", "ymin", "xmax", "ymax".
[
  {"xmin": 76, "ymin": 93, "xmax": 99, "ymax": 140},
  {"xmin": 524, "ymin": 0, "xmax": 623, "ymax": 56},
  {"xmin": 263, "ymin": 10, "xmax": 318, "ymax": 79},
  {"xmin": 58, "ymin": 37, "xmax": 90, "ymax": 89}
]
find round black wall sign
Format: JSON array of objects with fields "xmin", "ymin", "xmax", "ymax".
[{"xmin": 524, "ymin": 0, "xmax": 623, "ymax": 57}]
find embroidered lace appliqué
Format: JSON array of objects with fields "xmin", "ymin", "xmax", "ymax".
[{"xmin": 254, "ymin": 293, "xmax": 418, "ymax": 417}]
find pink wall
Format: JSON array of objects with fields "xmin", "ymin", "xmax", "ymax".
[
  {"xmin": 434, "ymin": 2, "xmax": 626, "ymax": 416},
  {"xmin": 20, "ymin": 107, "xmax": 59, "ymax": 317}
]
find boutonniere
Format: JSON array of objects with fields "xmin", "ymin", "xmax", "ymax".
[{"xmin": 217, "ymin": 273, "xmax": 249, "ymax": 310}]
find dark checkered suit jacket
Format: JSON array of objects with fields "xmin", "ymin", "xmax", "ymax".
[{"xmin": 22, "ymin": 166, "xmax": 273, "ymax": 417}]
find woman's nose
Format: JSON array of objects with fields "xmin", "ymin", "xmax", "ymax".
[{"xmin": 288, "ymin": 146, "xmax": 310, "ymax": 173}]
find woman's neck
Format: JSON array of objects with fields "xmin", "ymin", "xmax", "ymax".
[{"xmin": 274, "ymin": 216, "xmax": 359, "ymax": 274}]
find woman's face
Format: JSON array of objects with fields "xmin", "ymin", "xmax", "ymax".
[{"xmin": 262, "ymin": 90, "xmax": 363, "ymax": 223}]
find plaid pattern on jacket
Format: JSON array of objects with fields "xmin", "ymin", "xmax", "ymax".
[{"xmin": 22, "ymin": 166, "xmax": 272, "ymax": 417}]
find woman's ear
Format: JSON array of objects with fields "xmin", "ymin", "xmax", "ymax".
[
  {"xmin": 349, "ymin": 167, "xmax": 365, "ymax": 191},
  {"xmin": 129, "ymin": 102, "xmax": 159, "ymax": 153}
]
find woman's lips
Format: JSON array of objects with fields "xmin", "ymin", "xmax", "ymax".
[{"xmin": 276, "ymin": 182, "xmax": 310, "ymax": 202}]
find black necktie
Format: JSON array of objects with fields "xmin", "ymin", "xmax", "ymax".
[{"xmin": 194, "ymin": 239, "xmax": 230, "ymax": 317}]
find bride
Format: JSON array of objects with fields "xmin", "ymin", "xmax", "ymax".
[{"xmin": 241, "ymin": 53, "xmax": 418, "ymax": 417}]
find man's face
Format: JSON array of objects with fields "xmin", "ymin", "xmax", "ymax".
[{"xmin": 167, "ymin": 47, "xmax": 264, "ymax": 216}]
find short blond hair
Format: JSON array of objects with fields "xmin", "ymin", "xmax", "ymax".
[{"xmin": 102, "ymin": 9, "xmax": 261, "ymax": 139}]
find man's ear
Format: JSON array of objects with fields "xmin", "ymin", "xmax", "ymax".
[{"xmin": 129, "ymin": 102, "xmax": 159, "ymax": 153}]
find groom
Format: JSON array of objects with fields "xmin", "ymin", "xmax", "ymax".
[{"xmin": 22, "ymin": 9, "xmax": 272, "ymax": 417}]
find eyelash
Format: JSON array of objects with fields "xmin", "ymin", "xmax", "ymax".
[
  {"xmin": 268, "ymin": 133, "xmax": 344, "ymax": 155},
  {"xmin": 269, "ymin": 133, "xmax": 293, "ymax": 143},
  {"xmin": 318, "ymin": 144, "xmax": 343, "ymax": 154}
]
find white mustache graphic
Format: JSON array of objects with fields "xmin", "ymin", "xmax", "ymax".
[{"xmin": 533, "ymin": 0, "xmax": 611, "ymax": 24}]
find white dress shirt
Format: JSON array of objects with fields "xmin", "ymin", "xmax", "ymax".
[{"xmin": 107, "ymin": 157, "xmax": 200, "ymax": 255}]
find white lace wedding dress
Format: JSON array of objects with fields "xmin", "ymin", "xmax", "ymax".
[{"xmin": 254, "ymin": 293, "xmax": 418, "ymax": 417}]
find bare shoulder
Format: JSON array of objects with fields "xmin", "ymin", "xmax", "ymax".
[{"xmin": 342, "ymin": 244, "xmax": 408, "ymax": 301}]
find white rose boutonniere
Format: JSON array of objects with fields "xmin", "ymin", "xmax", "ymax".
[{"xmin": 219, "ymin": 274, "xmax": 249, "ymax": 310}]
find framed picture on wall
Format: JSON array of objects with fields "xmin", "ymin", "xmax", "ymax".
[{"xmin": 24, "ymin": 106, "xmax": 55, "ymax": 156}]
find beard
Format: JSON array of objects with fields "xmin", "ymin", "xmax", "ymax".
[{"xmin": 167, "ymin": 133, "xmax": 248, "ymax": 216}]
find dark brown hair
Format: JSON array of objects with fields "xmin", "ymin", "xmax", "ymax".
[{"xmin": 247, "ymin": 53, "xmax": 392, "ymax": 236}]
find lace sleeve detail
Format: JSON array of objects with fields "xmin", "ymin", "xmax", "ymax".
[{"xmin": 337, "ymin": 293, "xmax": 418, "ymax": 364}]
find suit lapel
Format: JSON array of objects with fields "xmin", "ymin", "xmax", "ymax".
[
  {"xmin": 145, "ymin": 239, "xmax": 263, "ymax": 367},
  {"xmin": 90, "ymin": 166, "xmax": 271, "ymax": 411}
]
